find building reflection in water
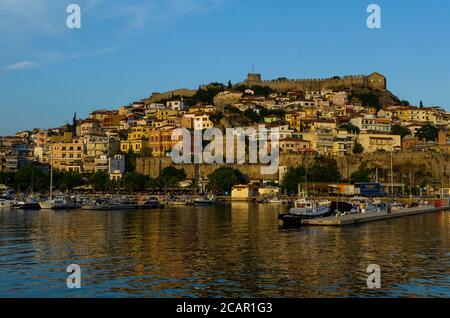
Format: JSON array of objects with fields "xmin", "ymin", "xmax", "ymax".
[{"xmin": 0, "ymin": 206, "xmax": 448, "ymax": 297}]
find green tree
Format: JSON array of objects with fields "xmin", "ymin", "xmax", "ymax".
[
  {"xmin": 125, "ymin": 150, "xmax": 137, "ymax": 173},
  {"xmin": 207, "ymin": 167, "xmax": 247, "ymax": 194},
  {"xmin": 124, "ymin": 172, "xmax": 148, "ymax": 193},
  {"xmin": 56, "ymin": 171, "xmax": 84, "ymax": 191},
  {"xmin": 282, "ymin": 158, "xmax": 342, "ymax": 193},
  {"xmin": 89, "ymin": 171, "xmax": 110, "ymax": 192},
  {"xmin": 391, "ymin": 124, "xmax": 411, "ymax": 139},
  {"xmin": 309, "ymin": 157, "xmax": 342, "ymax": 182},
  {"xmin": 340, "ymin": 123, "xmax": 360, "ymax": 134},
  {"xmin": 353, "ymin": 141, "xmax": 364, "ymax": 154},
  {"xmin": 157, "ymin": 166, "xmax": 187, "ymax": 188},
  {"xmin": 282, "ymin": 166, "xmax": 307, "ymax": 194},
  {"xmin": 416, "ymin": 123, "xmax": 439, "ymax": 141},
  {"xmin": 13, "ymin": 165, "xmax": 49, "ymax": 192},
  {"xmin": 400, "ymin": 100, "xmax": 410, "ymax": 106},
  {"xmin": 349, "ymin": 169, "xmax": 371, "ymax": 184},
  {"xmin": 350, "ymin": 92, "xmax": 382, "ymax": 111},
  {"xmin": 243, "ymin": 109, "xmax": 262, "ymax": 123}
]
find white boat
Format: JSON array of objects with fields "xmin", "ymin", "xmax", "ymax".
[
  {"xmin": 279, "ymin": 194, "xmax": 333, "ymax": 226},
  {"xmin": 347, "ymin": 197, "xmax": 385, "ymax": 214},
  {"xmin": 288, "ymin": 198, "xmax": 332, "ymax": 218},
  {"xmin": 194, "ymin": 196, "xmax": 219, "ymax": 206},
  {"xmin": 0, "ymin": 198, "xmax": 12, "ymax": 208},
  {"xmin": 40, "ymin": 195, "xmax": 80, "ymax": 210},
  {"xmin": 166, "ymin": 196, "xmax": 194, "ymax": 206},
  {"xmin": 268, "ymin": 197, "xmax": 288, "ymax": 204}
]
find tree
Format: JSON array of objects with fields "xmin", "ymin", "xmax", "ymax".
[
  {"xmin": 56, "ymin": 171, "xmax": 84, "ymax": 191},
  {"xmin": 416, "ymin": 123, "xmax": 439, "ymax": 141},
  {"xmin": 243, "ymin": 109, "xmax": 262, "ymax": 123},
  {"xmin": 157, "ymin": 166, "xmax": 187, "ymax": 188},
  {"xmin": 282, "ymin": 166, "xmax": 306, "ymax": 194},
  {"xmin": 227, "ymin": 80, "xmax": 232, "ymax": 89},
  {"xmin": 207, "ymin": 167, "xmax": 247, "ymax": 194},
  {"xmin": 349, "ymin": 170, "xmax": 371, "ymax": 184},
  {"xmin": 400, "ymin": 100, "xmax": 410, "ymax": 106},
  {"xmin": 419, "ymin": 100, "xmax": 424, "ymax": 108},
  {"xmin": 309, "ymin": 157, "xmax": 342, "ymax": 182},
  {"xmin": 350, "ymin": 92, "xmax": 382, "ymax": 111},
  {"xmin": 282, "ymin": 158, "xmax": 342, "ymax": 193},
  {"xmin": 391, "ymin": 124, "xmax": 411, "ymax": 139},
  {"xmin": 13, "ymin": 165, "xmax": 49, "ymax": 192},
  {"xmin": 124, "ymin": 172, "xmax": 148, "ymax": 193},
  {"xmin": 353, "ymin": 141, "xmax": 364, "ymax": 154},
  {"xmin": 89, "ymin": 171, "xmax": 110, "ymax": 192},
  {"xmin": 340, "ymin": 123, "xmax": 360, "ymax": 134},
  {"xmin": 125, "ymin": 150, "xmax": 137, "ymax": 173}
]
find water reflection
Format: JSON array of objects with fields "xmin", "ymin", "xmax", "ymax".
[{"xmin": 0, "ymin": 204, "xmax": 448, "ymax": 297}]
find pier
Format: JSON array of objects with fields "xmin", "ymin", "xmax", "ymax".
[{"xmin": 301, "ymin": 205, "xmax": 450, "ymax": 226}]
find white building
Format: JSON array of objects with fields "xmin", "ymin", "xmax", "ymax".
[{"xmin": 167, "ymin": 100, "xmax": 185, "ymax": 111}]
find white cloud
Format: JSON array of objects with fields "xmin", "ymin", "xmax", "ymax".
[{"xmin": 4, "ymin": 61, "xmax": 39, "ymax": 70}]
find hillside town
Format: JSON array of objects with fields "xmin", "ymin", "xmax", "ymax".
[{"xmin": 1, "ymin": 72, "xmax": 450, "ymax": 196}]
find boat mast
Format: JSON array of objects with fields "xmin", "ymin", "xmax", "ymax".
[
  {"xmin": 390, "ymin": 148, "xmax": 394, "ymax": 201},
  {"xmin": 50, "ymin": 146, "xmax": 53, "ymax": 200}
]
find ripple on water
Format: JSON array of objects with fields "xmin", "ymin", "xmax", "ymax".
[{"xmin": 0, "ymin": 206, "xmax": 449, "ymax": 297}]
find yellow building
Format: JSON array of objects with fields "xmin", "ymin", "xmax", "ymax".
[
  {"xmin": 49, "ymin": 138, "xmax": 84, "ymax": 173},
  {"xmin": 231, "ymin": 184, "xmax": 259, "ymax": 201},
  {"xmin": 304, "ymin": 106, "xmax": 318, "ymax": 119},
  {"xmin": 358, "ymin": 133, "xmax": 401, "ymax": 153},
  {"xmin": 120, "ymin": 139, "xmax": 147, "ymax": 153},
  {"xmin": 284, "ymin": 111, "xmax": 303, "ymax": 132},
  {"xmin": 147, "ymin": 125, "xmax": 181, "ymax": 157}
]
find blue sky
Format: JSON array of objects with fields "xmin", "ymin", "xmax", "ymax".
[{"xmin": 0, "ymin": 0, "xmax": 449, "ymax": 135}]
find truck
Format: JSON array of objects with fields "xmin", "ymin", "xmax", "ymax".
[{"xmin": 355, "ymin": 183, "xmax": 383, "ymax": 197}]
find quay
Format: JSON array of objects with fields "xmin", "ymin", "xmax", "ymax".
[{"xmin": 301, "ymin": 205, "xmax": 450, "ymax": 226}]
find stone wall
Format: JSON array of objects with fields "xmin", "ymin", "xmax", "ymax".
[
  {"xmin": 144, "ymin": 89, "xmax": 197, "ymax": 104},
  {"xmin": 137, "ymin": 151, "xmax": 450, "ymax": 184},
  {"xmin": 240, "ymin": 73, "xmax": 386, "ymax": 93}
]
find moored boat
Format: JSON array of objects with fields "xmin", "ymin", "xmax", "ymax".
[
  {"xmin": 194, "ymin": 196, "xmax": 220, "ymax": 206},
  {"xmin": 279, "ymin": 196, "xmax": 333, "ymax": 227},
  {"xmin": 40, "ymin": 195, "xmax": 80, "ymax": 210},
  {"xmin": 0, "ymin": 197, "xmax": 12, "ymax": 208},
  {"xmin": 13, "ymin": 200, "xmax": 41, "ymax": 210}
]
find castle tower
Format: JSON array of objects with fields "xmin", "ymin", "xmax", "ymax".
[
  {"xmin": 367, "ymin": 72, "xmax": 387, "ymax": 90},
  {"xmin": 246, "ymin": 73, "xmax": 262, "ymax": 85}
]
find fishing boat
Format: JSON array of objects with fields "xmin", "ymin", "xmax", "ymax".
[{"xmin": 279, "ymin": 194, "xmax": 333, "ymax": 227}]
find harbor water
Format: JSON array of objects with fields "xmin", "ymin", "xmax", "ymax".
[{"xmin": 0, "ymin": 203, "xmax": 449, "ymax": 297}]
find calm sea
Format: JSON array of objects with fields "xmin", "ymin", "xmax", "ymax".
[{"xmin": 0, "ymin": 203, "xmax": 449, "ymax": 297}]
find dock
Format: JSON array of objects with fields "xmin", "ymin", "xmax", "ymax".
[{"xmin": 301, "ymin": 205, "xmax": 450, "ymax": 226}]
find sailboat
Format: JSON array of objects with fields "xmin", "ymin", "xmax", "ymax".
[{"xmin": 39, "ymin": 148, "xmax": 79, "ymax": 210}]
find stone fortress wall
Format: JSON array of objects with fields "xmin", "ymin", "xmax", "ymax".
[
  {"xmin": 137, "ymin": 151, "xmax": 450, "ymax": 183},
  {"xmin": 238, "ymin": 72, "xmax": 387, "ymax": 92}
]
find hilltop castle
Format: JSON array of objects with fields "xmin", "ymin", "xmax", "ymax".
[{"xmin": 241, "ymin": 72, "xmax": 387, "ymax": 92}]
